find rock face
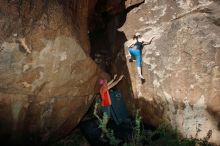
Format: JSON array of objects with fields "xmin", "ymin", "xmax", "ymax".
[
  {"xmin": 1, "ymin": 0, "xmax": 219, "ymax": 145},
  {"xmin": 0, "ymin": 0, "xmax": 107, "ymax": 145},
  {"xmin": 117, "ymin": 0, "xmax": 220, "ymax": 144}
]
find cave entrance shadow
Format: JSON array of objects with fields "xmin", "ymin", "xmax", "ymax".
[
  {"xmin": 85, "ymin": 0, "xmax": 161, "ymax": 145},
  {"xmin": 88, "ymin": 0, "xmax": 148, "ymax": 124}
]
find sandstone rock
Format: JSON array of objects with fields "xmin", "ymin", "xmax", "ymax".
[
  {"xmin": 0, "ymin": 0, "xmax": 106, "ymax": 145},
  {"xmin": 125, "ymin": 0, "xmax": 144, "ymax": 7},
  {"xmin": 118, "ymin": 0, "xmax": 220, "ymax": 144}
]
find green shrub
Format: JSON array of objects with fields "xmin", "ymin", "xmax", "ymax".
[
  {"xmin": 94, "ymin": 103, "xmax": 213, "ymax": 146},
  {"xmin": 93, "ymin": 102, "xmax": 121, "ymax": 146}
]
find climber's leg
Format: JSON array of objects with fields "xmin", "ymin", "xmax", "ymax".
[
  {"xmin": 128, "ymin": 48, "xmax": 135, "ymax": 62},
  {"xmin": 135, "ymin": 51, "xmax": 145, "ymax": 80}
]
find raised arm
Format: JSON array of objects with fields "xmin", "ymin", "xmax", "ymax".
[
  {"xmin": 107, "ymin": 74, "xmax": 117, "ymax": 86},
  {"xmin": 143, "ymin": 37, "xmax": 155, "ymax": 45},
  {"xmin": 128, "ymin": 39, "xmax": 136, "ymax": 48},
  {"xmin": 108, "ymin": 75, "xmax": 124, "ymax": 90},
  {"xmin": 18, "ymin": 38, "xmax": 32, "ymax": 53}
]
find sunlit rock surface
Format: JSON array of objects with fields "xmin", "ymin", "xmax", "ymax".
[{"xmin": 118, "ymin": 0, "xmax": 220, "ymax": 144}]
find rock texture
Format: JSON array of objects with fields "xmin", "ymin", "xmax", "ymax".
[
  {"xmin": 0, "ymin": 0, "xmax": 109, "ymax": 145},
  {"xmin": 117, "ymin": 0, "xmax": 220, "ymax": 144}
]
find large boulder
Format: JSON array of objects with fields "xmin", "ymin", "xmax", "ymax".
[
  {"xmin": 0, "ymin": 0, "xmax": 108, "ymax": 145},
  {"xmin": 117, "ymin": 0, "xmax": 220, "ymax": 144}
]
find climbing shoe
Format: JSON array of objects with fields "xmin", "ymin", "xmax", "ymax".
[
  {"xmin": 139, "ymin": 75, "xmax": 145, "ymax": 80},
  {"xmin": 129, "ymin": 58, "xmax": 133, "ymax": 62}
]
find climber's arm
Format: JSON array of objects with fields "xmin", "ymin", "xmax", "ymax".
[
  {"xmin": 108, "ymin": 75, "xmax": 124, "ymax": 90},
  {"xmin": 128, "ymin": 39, "xmax": 136, "ymax": 48},
  {"xmin": 129, "ymin": 43, "xmax": 134, "ymax": 48},
  {"xmin": 18, "ymin": 38, "xmax": 31, "ymax": 53},
  {"xmin": 143, "ymin": 37, "xmax": 155, "ymax": 45},
  {"xmin": 107, "ymin": 74, "xmax": 117, "ymax": 86}
]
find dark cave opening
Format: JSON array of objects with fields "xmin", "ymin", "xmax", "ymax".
[
  {"xmin": 74, "ymin": 1, "xmax": 153, "ymax": 146},
  {"xmin": 88, "ymin": 0, "xmax": 128, "ymax": 74}
]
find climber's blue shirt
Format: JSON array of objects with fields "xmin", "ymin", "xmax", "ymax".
[{"xmin": 129, "ymin": 40, "xmax": 143, "ymax": 67}]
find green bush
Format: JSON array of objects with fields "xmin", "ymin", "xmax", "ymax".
[
  {"xmin": 94, "ymin": 103, "xmax": 213, "ymax": 146},
  {"xmin": 143, "ymin": 122, "xmax": 212, "ymax": 146},
  {"xmin": 94, "ymin": 103, "xmax": 121, "ymax": 146}
]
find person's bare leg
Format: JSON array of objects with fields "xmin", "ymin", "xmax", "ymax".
[
  {"xmin": 128, "ymin": 50, "xmax": 133, "ymax": 62},
  {"xmin": 137, "ymin": 66, "xmax": 144, "ymax": 79}
]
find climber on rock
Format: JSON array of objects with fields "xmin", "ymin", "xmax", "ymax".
[
  {"xmin": 127, "ymin": 32, "xmax": 154, "ymax": 81},
  {"xmin": 99, "ymin": 74, "xmax": 124, "ymax": 117}
]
